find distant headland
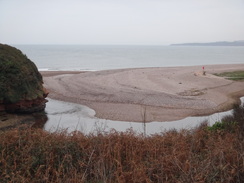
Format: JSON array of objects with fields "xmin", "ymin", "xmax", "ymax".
[{"xmin": 171, "ymin": 40, "xmax": 244, "ymax": 46}]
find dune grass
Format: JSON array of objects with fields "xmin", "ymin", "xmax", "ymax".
[
  {"xmin": 0, "ymin": 105, "xmax": 243, "ymax": 182},
  {"xmin": 214, "ymin": 71, "xmax": 244, "ymax": 81}
]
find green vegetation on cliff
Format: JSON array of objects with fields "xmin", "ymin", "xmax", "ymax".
[{"xmin": 0, "ymin": 44, "xmax": 44, "ymax": 103}]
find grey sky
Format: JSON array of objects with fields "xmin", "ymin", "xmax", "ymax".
[{"xmin": 0, "ymin": 0, "xmax": 244, "ymax": 45}]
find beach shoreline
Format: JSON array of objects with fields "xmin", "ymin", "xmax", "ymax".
[{"xmin": 41, "ymin": 64, "xmax": 244, "ymax": 122}]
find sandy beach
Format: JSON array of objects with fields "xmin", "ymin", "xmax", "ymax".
[{"xmin": 41, "ymin": 64, "xmax": 244, "ymax": 122}]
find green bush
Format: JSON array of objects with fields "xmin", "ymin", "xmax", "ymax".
[
  {"xmin": 207, "ymin": 121, "xmax": 237, "ymax": 132},
  {"xmin": 208, "ymin": 103, "xmax": 244, "ymax": 134}
]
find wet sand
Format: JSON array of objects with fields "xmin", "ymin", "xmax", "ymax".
[{"xmin": 41, "ymin": 64, "xmax": 244, "ymax": 122}]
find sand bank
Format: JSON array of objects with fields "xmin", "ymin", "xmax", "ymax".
[{"xmin": 41, "ymin": 64, "xmax": 244, "ymax": 122}]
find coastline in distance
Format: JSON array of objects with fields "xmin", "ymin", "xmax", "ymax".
[{"xmin": 171, "ymin": 40, "xmax": 244, "ymax": 46}]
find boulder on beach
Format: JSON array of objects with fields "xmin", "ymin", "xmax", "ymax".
[{"xmin": 0, "ymin": 44, "xmax": 48, "ymax": 113}]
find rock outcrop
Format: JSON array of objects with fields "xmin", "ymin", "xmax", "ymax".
[{"xmin": 0, "ymin": 44, "xmax": 48, "ymax": 113}]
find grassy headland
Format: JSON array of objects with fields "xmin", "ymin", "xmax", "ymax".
[
  {"xmin": 0, "ymin": 44, "xmax": 44, "ymax": 103},
  {"xmin": 0, "ymin": 104, "xmax": 243, "ymax": 182}
]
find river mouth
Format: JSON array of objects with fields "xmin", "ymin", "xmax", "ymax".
[{"xmin": 43, "ymin": 97, "xmax": 244, "ymax": 135}]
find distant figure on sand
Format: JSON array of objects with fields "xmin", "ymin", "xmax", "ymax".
[{"xmin": 202, "ymin": 66, "xmax": 206, "ymax": 75}]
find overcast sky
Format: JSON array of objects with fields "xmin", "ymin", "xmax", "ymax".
[{"xmin": 0, "ymin": 0, "xmax": 244, "ymax": 45}]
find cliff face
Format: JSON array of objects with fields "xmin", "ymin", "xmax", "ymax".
[{"xmin": 0, "ymin": 44, "xmax": 48, "ymax": 113}]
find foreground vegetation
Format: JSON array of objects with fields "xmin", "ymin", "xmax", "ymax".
[
  {"xmin": 214, "ymin": 70, "xmax": 244, "ymax": 81},
  {"xmin": 0, "ymin": 104, "xmax": 243, "ymax": 182}
]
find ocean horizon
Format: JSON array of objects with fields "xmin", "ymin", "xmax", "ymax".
[{"xmin": 13, "ymin": 45, "xmax": 244, "ymax": 71}]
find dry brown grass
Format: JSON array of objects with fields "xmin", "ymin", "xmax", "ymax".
[{"xmin": 0, "ymin": 121, "xmax": 243, "ymax": 183}]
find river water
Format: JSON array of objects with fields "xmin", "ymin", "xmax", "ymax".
[{"xmin": 43, "ymin": 97, "xmax": 244, "ymax": 135}]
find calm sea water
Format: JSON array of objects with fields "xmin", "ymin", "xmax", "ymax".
[{"xmin": 14, "ymin": 45, "xmax": 244, "ymax": 71}]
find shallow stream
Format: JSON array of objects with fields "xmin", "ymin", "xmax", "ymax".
[{"xmin": 43, "ymin": 97, "xmax": 244, "ymax": 135}]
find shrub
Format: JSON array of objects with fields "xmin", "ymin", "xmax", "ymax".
[
  {"xmin": 207, "ymin": 121, "xmax": 237, "ymax": 132},
  {"xmin": 0, "ymin": 126, "xmax": 243, "ymax": 182}
]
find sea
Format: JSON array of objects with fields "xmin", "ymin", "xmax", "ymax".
[
  {"xmin": 12, "ymin": 45, "xmax": 244, "ymax": 134},
  {"xmin": 14, "ymin": 45, "xmax": 244, "ymax": 71}
]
